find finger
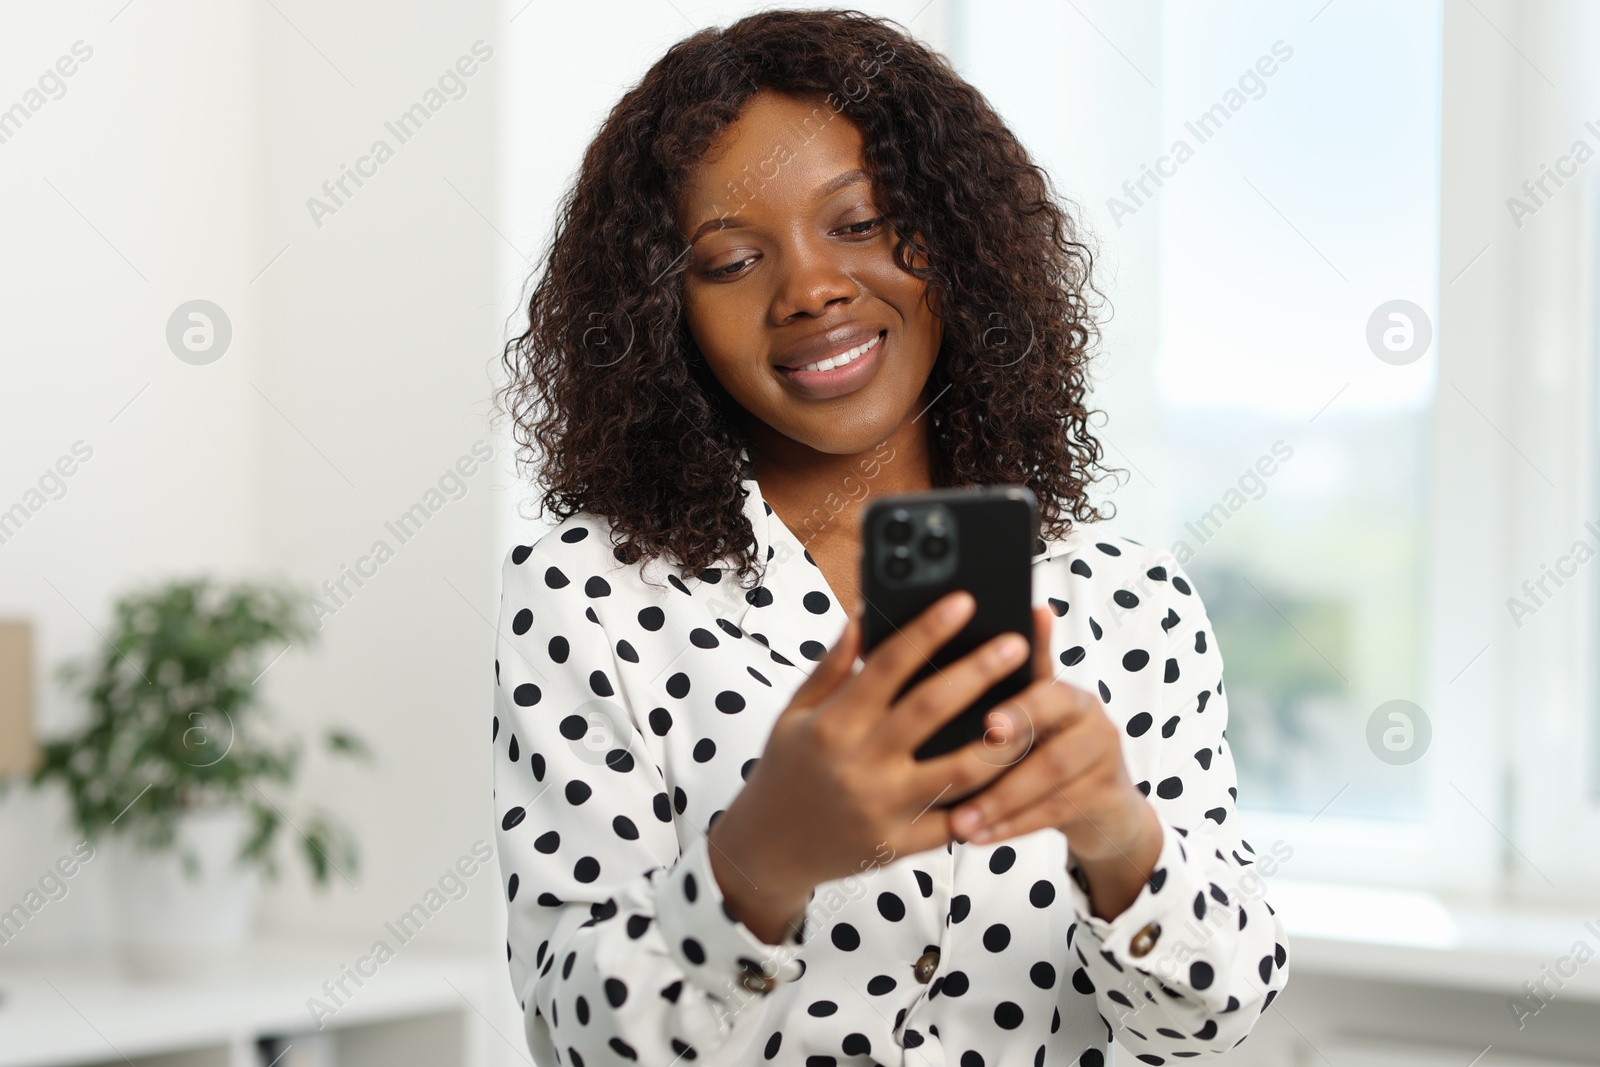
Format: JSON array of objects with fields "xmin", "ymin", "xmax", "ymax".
[
  {"xmin": 947, "ymin": 688, "xmax": 1101, "ymax": 836},
  {"xmin": 982, "ymin": 693, "xmax": 1037, "ymax": 761},
  {"xmin": 954, "ymin": 721, "xmax": 1107, "ymax": 844},
  {"xmin": 783, "ymin": 607, "xmax": 861, "ymax": 716},
  {"xmin": 872, "ymin": 629, "xmax": 1032, "ymax": 757},
  {"xmin": 1032, "ymin": 604, "xmax": 1055, "ymax": 682},
  {"xmin": 969, "ymin": 778, "xmax": 1143, "ymax": 863},
  {"xmin": 844, "ymin": 589, "xmax": 976, "ymax": 710},
  {"xmin": 957, "ymin": 778, "xmax": 1079, "ymax": 846},
  {"xmin": 978, "ymin": 680, "xmax": 1069, "ymax": 767},
  {"xmin": 962, "ymin": 606, "xmax": 1053, "ymax": 755},
  {"xmin": 901, "ymin": 678, "xmax": 1065, "ymax": 811},
  {"xmin": 902, "ymin": 715, "xmax": 1034, "ymax": 812},
  {"xmin": 897, "ymin": 791, "xmax": 972, "ymax": 856}
]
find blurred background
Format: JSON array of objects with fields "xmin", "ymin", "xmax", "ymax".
[{"xmin": 2, "ymin": 0, "xmax": 1598, "ymax": 1064}]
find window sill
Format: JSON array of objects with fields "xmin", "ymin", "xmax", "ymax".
[{"xmin": 1273, "ymin": 878, "xmax": 1600, "ymax": 1000}]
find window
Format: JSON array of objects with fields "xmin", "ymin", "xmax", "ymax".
[
  {"xmin": 1147, "ymin": 1, "xmax": 1442, "ymax": 822},
  {"xmin": 951, "ymin": 0, "xmax": 1529, "ymax": 893}
]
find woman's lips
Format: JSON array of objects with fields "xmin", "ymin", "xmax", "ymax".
[{"xmin": 775, "ymin": 330, "xmax": 886, "ymax": 400}]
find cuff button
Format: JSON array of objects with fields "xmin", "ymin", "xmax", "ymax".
[
  {"xmin": 1129, "ymin": 921, "xmax": 1161, "ymax": 958},
  {"xmin": 913, "ymin": 947, "xmax": 941, "ymax": 983},
  {"xmin": 737, "ymin": 959, "xmax": 777, "ymax": 995}
]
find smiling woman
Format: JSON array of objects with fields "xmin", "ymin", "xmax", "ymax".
[
  {"xmin": 491, "ymin": 9, "xmax": 1288, "ymax": 1067},
  {"xmin": 498, "ymin": 9, "xmax": 1112, "ymax": 595}
]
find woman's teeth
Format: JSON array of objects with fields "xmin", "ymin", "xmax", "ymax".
[{"xmin": 792, "ymin": 331, "xmax": 882, "ymax": 373}]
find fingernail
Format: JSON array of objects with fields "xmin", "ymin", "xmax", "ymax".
[
  {"xmin": 952, "ymin": 807, "xmax": 981, "ymax": 833},
  {"xmin": 942, "ymin": 591, "xmax": 974, "ymax": 621},
  {"xmin": 995, "ymin": 634, "xmax": 1027, "ymax": 662}
]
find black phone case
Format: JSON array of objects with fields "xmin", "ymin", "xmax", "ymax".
[{"xmin": 859, "ymin": 486, "xmax": 1039, "ymax": 767}]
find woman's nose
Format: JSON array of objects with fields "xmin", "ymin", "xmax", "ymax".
[{"xmin": 770, "ymin": 240, "xmax": 859, "ymax": 322}]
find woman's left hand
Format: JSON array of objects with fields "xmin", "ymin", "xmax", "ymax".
[{"xmin": 946, "ymin": 606, "xmax": 1163, "ymax": 886}]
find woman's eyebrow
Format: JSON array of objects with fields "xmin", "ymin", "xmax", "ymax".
[
  {"xmin": 811, "ymin": 167, "xmax": 870, "ymax": 201},
  {"xmin": 686, "ymin": 167, "xmax": 871, "ymax": 244}
]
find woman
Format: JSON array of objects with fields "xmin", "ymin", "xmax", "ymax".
[{"xmin": 492, "ymin": 9, "xmax": 1288, "ymax": 1066}]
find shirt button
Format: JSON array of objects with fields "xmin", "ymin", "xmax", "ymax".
[
  {"xmin": 1129, "ymin": 921, "xmax": 1161, "ymax": 958},
  {"xmin": 737, "ymin": 959, "xmax": 777, "ymax": 995},
  {"xmin": 913, "ymin": 948, "xmax": 940, "ymax": 983}
]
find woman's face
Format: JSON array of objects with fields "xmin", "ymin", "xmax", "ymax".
[{"xmin": 676, "ymin": 89, "xmax": 944, "ymax": 457}]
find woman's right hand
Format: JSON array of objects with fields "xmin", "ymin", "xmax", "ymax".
[{"xmin": 706, "ymin": 589, "xmax": 1032, "ymax": 944}]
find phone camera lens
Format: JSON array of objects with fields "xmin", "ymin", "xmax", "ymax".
[
  {"xmin": 884, "ymin": 513, "xmax": 913, "ymax": 544},
  {"xmin": 920, "ymin": 534, "xmax": 950, "ymax": 559},
  {"xmin": 885, "ymin": 547, "xmax": 912, "ymax": 579}
]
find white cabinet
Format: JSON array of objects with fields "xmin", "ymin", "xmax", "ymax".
[{"xmin": 0, "ymin": 942, "xmax": 507, "ymax": 1067}]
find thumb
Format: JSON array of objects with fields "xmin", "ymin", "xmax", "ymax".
[
  {"xmin": 783, "ymin": 606, "xmax": 861, "ymax": 715},
  {"xmin": 1032, "ymin": 604, "xmax": 1055, "ymax": 682}
]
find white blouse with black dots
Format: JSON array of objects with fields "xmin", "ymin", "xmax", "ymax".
[{"xmin": 492, "ymin": 476, "xmax": 1290, "ymax": 1067}]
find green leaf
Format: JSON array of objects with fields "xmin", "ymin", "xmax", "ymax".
[{"xmin": 325, "ymin": 729, "xmax": 373, "ymax": 761}]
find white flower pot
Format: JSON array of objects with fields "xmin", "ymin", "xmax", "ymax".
[{"xmin": 106, "ymin": 806, "xmax": 261, "ymax": 975}]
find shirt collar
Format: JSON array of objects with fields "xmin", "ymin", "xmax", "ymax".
[
  {"xmin": 665, "ymin": 475, "xmax": 1078, "ymax": 677},
  {"xmin": 720, "ymin": 475, "xmax": 851, "ymax": 675}
]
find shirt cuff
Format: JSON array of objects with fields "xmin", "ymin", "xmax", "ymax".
[
  {"xmin": 1065, "ymin": 818, "xmax": 1229, "ymax": 1011},
  {"xmin": 654, "ymin": 832, "xmax": 807, "ymax": 1010}
]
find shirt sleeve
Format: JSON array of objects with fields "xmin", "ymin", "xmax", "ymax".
[
  {"xmin": 1061, "ymin": 553, "xmax": 1290, "ymax": 1060},
  {"xmin": 492, "ymin": 542, "xmax": 808, "ymax": 1066}
]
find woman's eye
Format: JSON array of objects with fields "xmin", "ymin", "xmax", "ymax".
[
  {"xmin": 705, "ymin": 256, "xmax": 755, "ymax": 278},
  {"xmin": 699, "ymin": 220, "xmax": 883, "ymax": 278},
  {"xmin": 839, "ymin": 216, "xmax": 885, "ymax": 236}
]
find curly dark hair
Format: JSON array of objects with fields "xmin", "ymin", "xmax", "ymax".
[{"xmin": 496, "ymin": 7, "xmax": 1120, "ymax": 587}]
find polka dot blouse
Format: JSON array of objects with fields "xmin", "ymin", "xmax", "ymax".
[{"xmin": 492, "ymin": 476, "xmax": 1290, "ymax": 1067}]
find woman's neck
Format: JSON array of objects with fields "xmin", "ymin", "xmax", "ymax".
[
  {"xmin": 752, "ymin": 405, "xmax": 933, "ymax": 520},
  {"xmin": 748, "ymin": 405, "xmax": 936, "ymax": 613}
]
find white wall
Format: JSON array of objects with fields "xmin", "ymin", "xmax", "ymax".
[
  {"xmin": 0, "ymin": 0, "xmax": 268, "ymax": 955},
  {"xmin": 0, "ymin": 0, "xmax": 510, "ymax": 1003}
]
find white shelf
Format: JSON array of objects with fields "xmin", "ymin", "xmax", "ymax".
[{"xmin": 0, "ymin": 941, "xmax": 498, "ymax": 1067}]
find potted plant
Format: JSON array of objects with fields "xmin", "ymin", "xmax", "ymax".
[{"xmin": 30, "ymin": 576, "xmax": 368, "ymax": 969}]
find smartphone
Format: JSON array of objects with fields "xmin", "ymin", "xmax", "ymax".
[{"xmin": 859, "ymin": 485, "xmax": 1039, "ymax": 768}]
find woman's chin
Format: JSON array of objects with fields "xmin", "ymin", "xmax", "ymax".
[{"xmin": 776, "ymin": 418, "xmax": 914, "ymax": 459}]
